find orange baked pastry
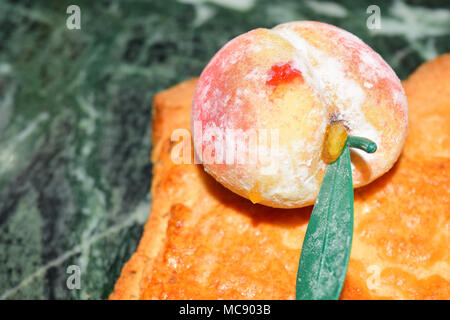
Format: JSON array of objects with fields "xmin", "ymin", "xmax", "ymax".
[{"xmin": 110, "ymin": 54, "xmax": 450, "ymax": 300}]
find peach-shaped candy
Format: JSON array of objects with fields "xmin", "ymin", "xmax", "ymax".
[{"xmin": 191, "ymin": 21, "xmax": 408, "ymax": 208}]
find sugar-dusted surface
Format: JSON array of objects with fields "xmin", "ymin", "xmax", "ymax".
[{"xmin": 193, "ymin": 21, "xmax": 408, "ymax": 208}]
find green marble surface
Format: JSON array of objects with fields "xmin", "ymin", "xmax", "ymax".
[{"xmin": 0, "ymin": 0, "xmax": 449, "ymax": 299}]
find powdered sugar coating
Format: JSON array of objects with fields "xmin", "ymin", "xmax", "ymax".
[{"xmin": 192, "ymin": 21, "xmax": 408, "ymax": 208}]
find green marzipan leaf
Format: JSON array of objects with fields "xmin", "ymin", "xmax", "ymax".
[{"xmin": 296, "ymin": 145, "xmax": 353, "ymax": 300}]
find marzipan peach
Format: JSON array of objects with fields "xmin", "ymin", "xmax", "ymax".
[{"xmin": 191, "ymin": 21, "xmax": 408, "ymax": 208}]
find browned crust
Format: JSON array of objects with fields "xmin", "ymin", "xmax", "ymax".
[
  {"xmin": 109, "ymin": 78, "xmax": 199, "ymax": 299},
  {"xmin": 110, "ymin": 55, "xmax": 450, "ymax": 299}
]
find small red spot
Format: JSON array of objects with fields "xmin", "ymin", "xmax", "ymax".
[{"xmin": 266, "ymin": 62, "xmax": 303, "ymax": 86}]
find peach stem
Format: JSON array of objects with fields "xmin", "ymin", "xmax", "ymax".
[{"xmin": 347, "ymin": 136, "xmax": 377, "ymax": 153}]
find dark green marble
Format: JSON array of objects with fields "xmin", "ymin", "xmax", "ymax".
[{"xmin": 0, "ymin": 0, "xmax": 449, "ymax": 299}]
